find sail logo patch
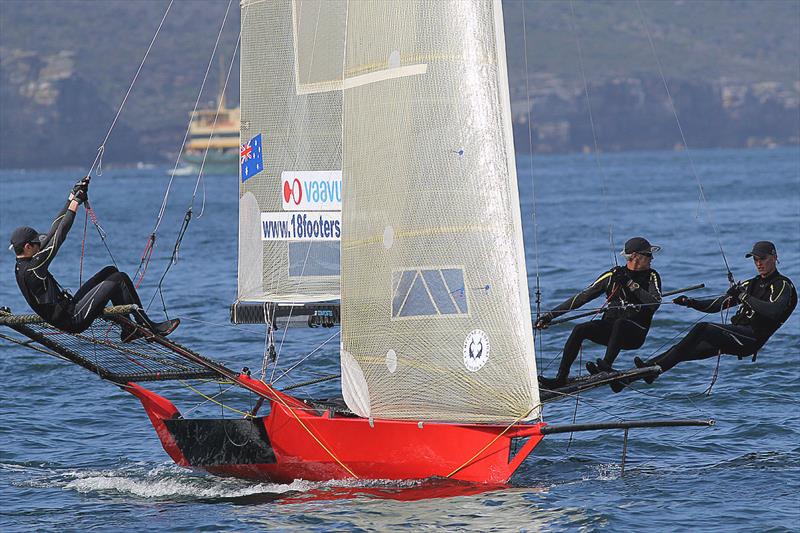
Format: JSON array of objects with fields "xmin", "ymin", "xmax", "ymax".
[
  {"xmin": 241, "ymin": 134, "xmax": 264, "ymax": 182},
  {"xmin": 463, "ymin": 329, "xmax": 489, "ymax": 372},
  {"xmin": 281, "ymin": 171, "xmax": 341, "ymax": 211},
  {"xmin": 284, "ymin": 178, "xmax": 303, "ymax": 205},
  {"xmin": 261, "ymin": 212, "xmax": 340, "ymax": 241}
]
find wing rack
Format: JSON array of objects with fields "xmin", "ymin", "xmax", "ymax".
[
  {"xmin": 0, "ymin": 306, "xmax": 221, "ymax": 384},
  {"xmin": 538, "ymin": 366, "xmax": 662, "ymax": 402}
]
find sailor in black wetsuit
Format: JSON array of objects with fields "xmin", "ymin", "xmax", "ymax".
[
  {"xmin": 10, "ymin": 177, "xmax": 179, "ymax": 342},
  {"xmin": 634, "ymin": 241, "xmax": 796, "ymax": 379},
  {"xmin": 536, "ymin": 237, "xmax": 663, "ymax": 388}
]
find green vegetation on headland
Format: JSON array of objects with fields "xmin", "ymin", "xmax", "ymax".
[{"xmin": 1, "ymin": 0, "xmax": 797, "ymax": 168}]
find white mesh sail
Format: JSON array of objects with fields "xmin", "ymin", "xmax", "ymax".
[
  {"xmin": 238, "ymin": 0, "xmax": 345, "ymax": 303},
  {"xmin": 340, "ymin": 0, "xmax": 540, "ymax": 422}
]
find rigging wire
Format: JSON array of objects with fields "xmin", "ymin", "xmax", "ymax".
[
  {"xmin": 133, "ymin": 0, "xmax": 235, "ymax": 287},
  {"xmin": 267, "ymin": 1, "xmax": 335, "ymax": 385},
  {"xmin": 634, "ymin": 0, "xmax": 734, "ymax": 285},
  {"xmin": 569, "ymin": 0, "xmax": 618, "ymax": 267},
  {"xmin": 146, "ymin": 10, "xmax": 243, "ymax": 317},
  {"xmin": 521, "ymin": 0, "xmax": 547, "ymax": 389},
  {"xmin": 272, "ymin": 329, "xmax": 340, "ymax": 385},
  {"xmin": 74, "ymin": 1, "xmax": 174, "ymax": 277},
  {"xmin": 86, "ymin": 0, "xmax": 175, "ymax": 178}
]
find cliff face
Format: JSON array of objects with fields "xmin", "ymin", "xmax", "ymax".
[
  {"xmin": 0, "ymin": 0, "xmax": 797, "ymax": 168},
  {"xmin": 509, "ymin": 75, "xmax": 799, "ymax": 154},
  {"xmin": 0, "ymin": 48, "xmax": 144, "ymax": 168}
]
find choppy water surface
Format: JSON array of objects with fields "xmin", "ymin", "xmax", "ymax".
[{"xmin": 1, "ymin": 147, "xmax": 798, "ymax": 531}]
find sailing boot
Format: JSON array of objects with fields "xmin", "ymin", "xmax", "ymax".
[
  {"xmin": 586, "ymin": 360, "xmax": 601, "ymax": 375},
  {"xmin": 634, "ymin": 356, "xmax": 660, "ymax": 384},
  {"xmin": 596, "ymin": 359, "xmax": 615, "ymax": 373},
  {"xmin": 538, "ymin": 374, "xmax": 567, "ymax": 390},
  {"xmin": 151, "ymin": 318, "xmax": 180, "ymax": 337},
  {"xmin": 609, "ymin": 378, "xmax": 629, "ymax": 393},
  {"xmin": 120, "ymin": 324, "xmax": 148, "ymax": 343}
]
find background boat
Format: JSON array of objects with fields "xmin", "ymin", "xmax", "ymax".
[{"xmin": 181, "ymin": 92, "xmax": 239, "ymax": 175}]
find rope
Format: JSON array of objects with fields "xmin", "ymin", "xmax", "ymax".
[
  {"xmin": 79, "ymin": 208, "xmax": 89, "ymax": 284},
  {"xmin": 134, "ymin": 234, "xmax": 156, "ymax": 289},
  {"xmin": 445, "ymin": 411, "xmax": 531, "ymax": 479},
  {"xmin": 634, "ymin": 0, "xmax": 733, "ymax": 284},
  {"xmin": 569, "ymin": 0, "xmax": 617, "ymax": 267},
  {"xmin": 179, "ymin": 315, "xmax": 272, "ymax": 338},
  {"xmin": 701, "ymin": 304, "xmax": 733, "ymax": 395},
  {"xmin": 84, "ymin": 203, "xmax": 117, "ymax": 268},
  {"xmin": 179, "ymin": 380, "xmax": 253, "ymax": 418},
  {"xmin": 146, "ymin": 208, "xmax": 192, "ymax": 315},
  {"xmin": 269, "ymin": 388, "xmax": 359, "ymax": 478},
  {"xmin": 565, "ymin": 344, "xmax": 585, "ymax": 450}
]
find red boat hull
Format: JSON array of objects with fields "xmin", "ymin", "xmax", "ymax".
[{"xmin": 127, "ymin": 376, "xmax": 545, "ymax": 484}]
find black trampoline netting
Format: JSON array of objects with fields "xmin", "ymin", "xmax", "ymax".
[{"xmin": 0, "ymin": 307, "xmax": 223, "ymax": 384}]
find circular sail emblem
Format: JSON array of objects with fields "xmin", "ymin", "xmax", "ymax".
[{"xmin": 463, "ymin": 329, "xmax": 490, "ymax": 372}]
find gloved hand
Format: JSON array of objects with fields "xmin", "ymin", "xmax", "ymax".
[
  {"xmin": 72, "ymin": 187, "xmax": 88, "ymax": 205},
  {"xmin": 673, "ymin": 295, "xmax": 694, "ymax": 307},
  {"xmin": 535, "ymin": 312, "xmax": 554, "ymax": 330},
  {"xmin": 726, "ymin": 282, "xmax": 746, "ymax": 303},
  {"xmin": 71, "ymin": 176, "xmax": 91, "ymax": 196},
  {"xmin": 610, "ymin": 266, "xmax": 630, "ymax": 286}
]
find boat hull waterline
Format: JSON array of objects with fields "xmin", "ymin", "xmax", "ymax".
[{"xmin": 128, "ymin": 378, "xmax": 545, "ymax": 484}]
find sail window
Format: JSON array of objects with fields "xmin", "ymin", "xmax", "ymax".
[
  {"xmin": 292, "ymin": 0, "xmax": 347, "ymax": 94},
  {"xmin": 391, "ymin": 268, "xmax": 468, "ymax": 319},
  {"xmin": 288, "ymin": 242, "xmax": 340, "ymax": 277}
]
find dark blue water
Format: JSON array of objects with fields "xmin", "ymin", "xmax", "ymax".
[{"xmin": 1, "ymin": 147, "xmax": 798, "ymax": 531}]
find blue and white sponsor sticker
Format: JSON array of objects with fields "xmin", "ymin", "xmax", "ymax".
[
  {"xmin": 281, "ymin": 170, "xmax": 342, "ymax": 211},
  {"xmin": 261, "ymin": 212, "xmax": 341, "ymax": 241}
]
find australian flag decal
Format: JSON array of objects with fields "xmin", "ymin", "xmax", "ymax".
[{"xmin": 240, "ymin": 133, "xmax": 263, "ymax": 182}]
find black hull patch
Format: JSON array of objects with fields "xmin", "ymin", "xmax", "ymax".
[{"xmin": 164, "ymin": 418, "xmax": 276, "ymax": 466}]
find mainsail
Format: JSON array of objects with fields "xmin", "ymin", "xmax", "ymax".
[
  {"xmin": 237, "ymin": 0, "xmax": 345, "ymax": 304},
  {"xmin": 340, "ymin": 0, "xmax": 540, "ymax": 422}
]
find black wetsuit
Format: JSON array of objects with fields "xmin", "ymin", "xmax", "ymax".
[
  {"xmin": 546, "ymin": 267, "xmax": 662, "ymax": 382},
  {"xmin": 649, "ymin": 271, "xmax": 796, "ymax": 372},
  {"xmin": 15, "ymin": 201, "xmax": 150, "ymax": 334}
]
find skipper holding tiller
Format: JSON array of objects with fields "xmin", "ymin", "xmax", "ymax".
[
  {"xmin": 9, "ymin": 177, "xmax": 179, "ymax": 342},
  {"xmin": 633, "ymin": 241, "xmax": 796, "ymax": 382},
  {"xmin": 536, "ymin": 237, "xmax": 663, "ymax": 389}
]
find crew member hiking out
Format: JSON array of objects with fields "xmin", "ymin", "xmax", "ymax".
[
  {"xmin": 9, "ymin": 177, "xmax": 179, "ymax": 342},
  {"xmin": 536, "ymin": 237, "xmax": 663, "ymax": 389},
  {"xmin": 633, "ymin": 241, "xmax": 796, "ymax": 383}
]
